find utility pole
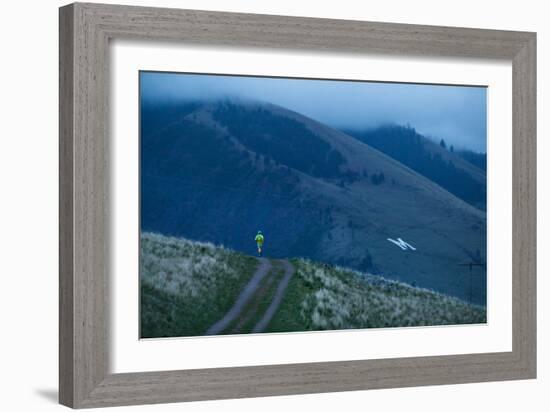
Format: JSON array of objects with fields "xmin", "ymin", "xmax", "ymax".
[{"xmin": 457, "ymin": 262, "xmax": 485, "ymax": 303}]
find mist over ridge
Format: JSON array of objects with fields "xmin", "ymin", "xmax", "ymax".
[{"xmin": 141, "ymin": 71, "xmax": 487, "ymax": 152}]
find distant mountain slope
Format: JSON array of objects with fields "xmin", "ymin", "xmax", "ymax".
[
  {"xmin": 343, "ymin": 125, "xmax": 487, "ymax": 210},
  {"xmin": 141, "ymin": 99, "xmax": 486, "ymax": 304}
]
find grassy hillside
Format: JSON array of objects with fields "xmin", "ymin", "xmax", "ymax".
[
  {"xmin": 140, "ymin": 232, "xmax": 258, "ymax": 338},
  {"xmin": 141, "ymin": 233, "xmax": 486, "ymax": 338},
  {"xmin": 268, "ymin": 258, "xmax": 486, "ymax": 332}
]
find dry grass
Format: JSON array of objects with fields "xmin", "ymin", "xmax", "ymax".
[
  {"xmin": 294, "ymin": 259, "xmax": 486, "ymax": 330},
  {"xmin": 268, "ymin": 258, "xmax": 486, "ymax": 333},
  {"xmin": 141, "ymin": 233, "xmax": 235, "ymax": 298}
]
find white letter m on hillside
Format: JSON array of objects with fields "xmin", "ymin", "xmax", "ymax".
[{"xmin": 387, "ymin": 237, "xmax": 417, "ymax": 251}]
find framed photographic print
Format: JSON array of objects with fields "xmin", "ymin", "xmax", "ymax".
[
  {"xmin": 59, "ymin": 2, "xmax": 536, "ymax": 408},
  {"xmin": 138, "ymin": 71, "xmax": 488, "ymax": 339}
]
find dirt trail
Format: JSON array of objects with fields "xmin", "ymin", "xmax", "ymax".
[
  {"xmin": 252, "ymin": 260, "xmax": 294, "ymax": 333},
  {"xmin": 205, "ymin": 258, "xmax": 272, "ymax": 335},
  {"xmin": 205, "ymin": 258, "xmax": 295, "ymax": 335}
]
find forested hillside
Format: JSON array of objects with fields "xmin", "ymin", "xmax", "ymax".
[{"xmin": 343, "ymin": 125, "xmax": 487, "ymax": 210}]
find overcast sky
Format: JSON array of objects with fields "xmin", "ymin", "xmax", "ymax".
[{"xmin": 141, "ymin": 71, "xmax": 487, "ymax": 153}]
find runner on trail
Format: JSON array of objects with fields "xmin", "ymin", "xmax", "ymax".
[{"xmin": 255, "ymin": 230, "xmax": 264, "ymax": 256}]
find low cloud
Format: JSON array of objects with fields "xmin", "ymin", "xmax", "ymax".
[{"xmin": 141, "ymin": 72, "xmax": 487, "ymax": 152}]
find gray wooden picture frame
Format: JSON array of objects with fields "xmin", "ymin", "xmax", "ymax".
[{"xmin": 59, "ymin": 2, "xmax": 536, "ymax": 408}]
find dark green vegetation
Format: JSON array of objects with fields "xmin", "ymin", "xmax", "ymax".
[
  {"xmin": 456, "ymin": 149, "xmax": 487, "ymax": 171},
  {"xmin": 141, "ymin": 101, "xmax": 328, "ymax": 266},
  {"xmin": 213, "ymin": 102, "xmax": 345, "ymax": 179},
  {"xmin": 141, "ymin": 98, "xmax": 486, "ymax": 304},
  {"xmin": 343, "ymin": 125, "xmax": 487, "ymax": 210},
  {"xmin": 268, "ymin": 258, "xmax": 486, "ymax": 332}
]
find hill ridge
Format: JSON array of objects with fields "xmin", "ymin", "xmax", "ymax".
[
  {"xmin": 140, "ymin": 232, "xmax": 486, "ymax": 338},
  {"xmin": 141, "ymin": 99, "xmax": 486, "ymax": 304}
]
